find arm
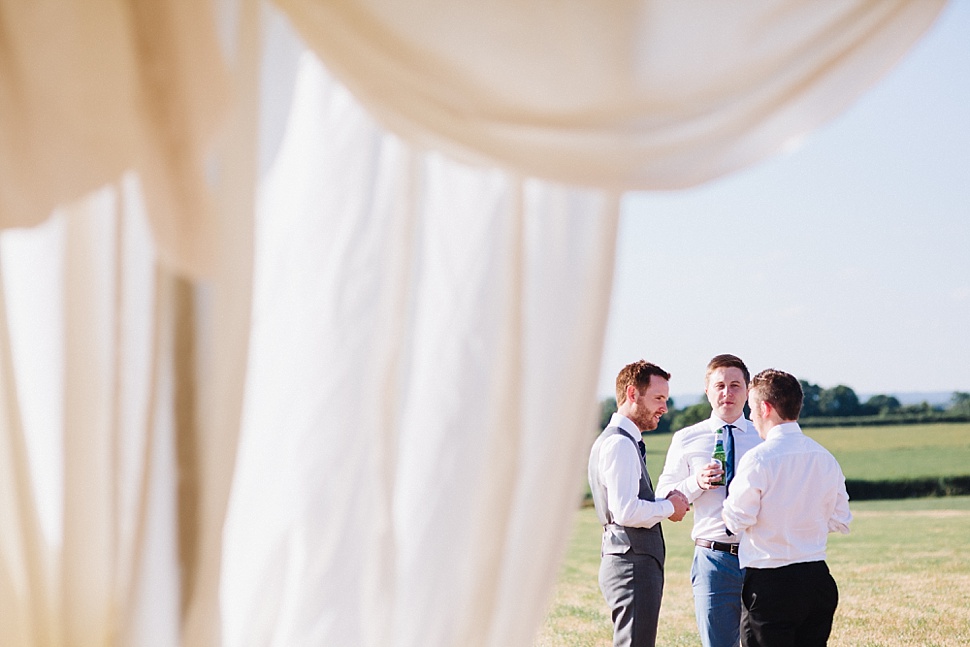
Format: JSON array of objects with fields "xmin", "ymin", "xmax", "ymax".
[
  {"xmin": 721, "ymin": 454, "xmax": 763, "ymax": 535},
  {"xmin": 655, "ymin": 431, "xmax": 704, "ymax": 503},
  {"xmin": 600, "ymin": 435, "xmax": 675, "ymax": 528},
  {"xmin": 828, "ymin": 473, "xmax": 852, "ymax": 535}
]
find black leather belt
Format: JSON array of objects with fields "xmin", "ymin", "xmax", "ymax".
[{"xmin": 695, "ymin": 538, "xmax": 739, "ymax": 555}]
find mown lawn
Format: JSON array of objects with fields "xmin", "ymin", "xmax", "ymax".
[
  {"xmin": 641, "ymin": 422, "xmax": 970, "ymax": 481},
  {"xmin": 536, "ymin": 497, "xmax": 970, "ymax": 646},
  {"xmin": 804, "ymin": 422, "xmax": 970, "ymax": 480}
]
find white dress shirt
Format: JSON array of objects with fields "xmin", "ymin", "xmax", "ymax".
[
  {"xmin": 595, "ymin": 413, "xmax": 675, "ymax": 528},
  {"xmin": 656, "ymin": 414, "xmax": 762, "ymax": 542},
  {"xmin": 722, "ymin": 422, "xmax": 852, "ymax": 569}
]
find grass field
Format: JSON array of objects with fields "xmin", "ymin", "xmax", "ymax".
[
  {"xmin": 536, "ymin": 497, "xmax": 970, "ymax": 646},
  {"xmin": 803, "ymin": 423, "xmax": 970, "ymax": 480},
  {"xmin": 641, "ymin": 422, "xmax": 970, "ymax": 481}
]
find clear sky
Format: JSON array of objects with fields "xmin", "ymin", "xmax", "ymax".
[{"xmin": 599, "ymin": 1, "xmax": 970, "ymax": 401}]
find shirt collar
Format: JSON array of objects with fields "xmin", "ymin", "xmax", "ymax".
[
  {"xmin": 709, "ymin": 413, "xmax": 749, "ymax": 431},
  {"xmin": 610, "ymin": 412, "xmax": 642, "ymax": 439},
  {"xmin": 766, "ymin": 421, "xmax": 802, "ymax": 440}
]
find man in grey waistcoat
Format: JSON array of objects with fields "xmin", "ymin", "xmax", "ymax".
[{"xmin": 589, "ymin": 360, "xmax": 690, "ymax": 647}]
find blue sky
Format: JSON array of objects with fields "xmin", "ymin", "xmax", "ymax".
[{"xmin": 599, "ymin": 1, "xmax": 970, "ymax": 400}]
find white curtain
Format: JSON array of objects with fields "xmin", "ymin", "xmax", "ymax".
[
  {"xmin": 275, "ymin": 0, "xmax": 942, "ymax": 188},
  {"xmin": 0, "ymin": 1, "xmax": 944, "ymax": 646},
  {"xmin": 222, "ymin": 48, "xmax": 619, "ymax": 646}
]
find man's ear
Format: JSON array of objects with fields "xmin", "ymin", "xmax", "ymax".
[
  {"xmin": 626, "ymin": 384, "xmax": 638, "ymax": 403},
  {"xmin": 759, "ymin": 399, "xmax": 773, "ymax": 419}
]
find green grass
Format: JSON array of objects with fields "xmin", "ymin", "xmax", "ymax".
[
  {"xmin": 804, "ymin": 423, "xmax": 970, "ymax": 480},
  {"xmin": 536, "ymin": 497, "xmax": 970, "ymax": 646},
  {"xmin": 640, "ymin": 422, "xmax": 970, "ymax": 481}
]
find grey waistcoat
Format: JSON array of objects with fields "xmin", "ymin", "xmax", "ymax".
[{"xmin": 588, "ymin": 425, "xmax": 665, "ymax": 562}]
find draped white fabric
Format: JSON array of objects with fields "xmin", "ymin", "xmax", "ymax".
[
  {"xmin": 0, "ymin": 0, "xmax": 230, "ymax": 277},
  {"xmin": 1, "ymin": 184, "xmax": 180, "ymax": 646},
  {"xmin": 222, "ymin": 51, "xmax": 619, "ymax": 646},
  {"xmin": 0, "ymin": 1, "xmax": 945, "ymax": 646},
  {"xmin": 275, "ymin": 0, "xmax": 943, "ymax": 189}
]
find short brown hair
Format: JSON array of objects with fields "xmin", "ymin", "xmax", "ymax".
[
  {"xmin": 616, "ymin": 360, "xmax": 671, "ymax": 405},
  {"xmin": 749, "ymin": 369, "xmax": 803, "ymax": 420},
  {"xmin": 705, "ymin": 354, "xmax": 750, "ymax": 385}
]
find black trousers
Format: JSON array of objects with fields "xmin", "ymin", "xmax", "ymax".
[{"xmin": 741, "ymin": 561, "xmax": 838, "ymax": 647}]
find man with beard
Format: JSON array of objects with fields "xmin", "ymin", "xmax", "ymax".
[
  {"xmin": 656, "ymin": 354, "xmax": 762, "ymax": 647},
  {"xmin": 588, "ymin": 360, "xmax": 690, "ymax": 647}
]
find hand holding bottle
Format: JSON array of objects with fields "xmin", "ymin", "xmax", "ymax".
[
  {"xmin": 710, "ymin": 427, "xmax": 727, "ymax": 487},
  {"xmin": 697, "ymin": 461, "xmax": 725, "ymax": 490}
]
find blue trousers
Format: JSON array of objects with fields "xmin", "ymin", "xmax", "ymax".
[{"xmin": 691, "ymin": 545, "xmax": 745, "ymax": 647}]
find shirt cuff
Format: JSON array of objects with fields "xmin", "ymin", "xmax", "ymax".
[{"xmin": 660, "ymin": 498, "xmax": 675, "ymax": 518}]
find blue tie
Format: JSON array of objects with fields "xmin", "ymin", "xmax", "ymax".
[{"xmin": 723, "ymin": 424, "xmax": 736, "ymax": 537}]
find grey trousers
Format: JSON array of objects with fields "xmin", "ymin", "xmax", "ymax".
[{"xmin": 599, "ymin": 552, "xmax": 664, "ymax": 647}]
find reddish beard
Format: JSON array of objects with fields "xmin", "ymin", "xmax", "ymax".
[{"xmin": 633, "ymin": 408, "xmax": 659, "ymax": 431}]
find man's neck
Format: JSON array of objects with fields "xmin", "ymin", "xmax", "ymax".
[{"xmin": 613, "ymin": 410, "xmax": 642, "ymax": 434}]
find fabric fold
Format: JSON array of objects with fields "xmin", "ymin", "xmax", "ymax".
[{"xmin": 273, "ymin": 0, "xmax": 944, "ymax": 188}]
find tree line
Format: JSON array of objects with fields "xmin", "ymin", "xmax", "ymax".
[{"xmin": 599, "ymin": 383, "xmax": 970, "ymax": 433}]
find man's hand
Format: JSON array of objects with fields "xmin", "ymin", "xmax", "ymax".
[
  {"xmin": 697, "ymin": 461, "xmax": 725, "ymax": 490},
  {"xmin": 666, "ymin": 489, "xmax": 689, "ymax": 522}
]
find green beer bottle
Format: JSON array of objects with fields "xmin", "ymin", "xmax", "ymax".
[{"xmin": 711, "ymin": 427, "xmax": 726, "ymax": 487}]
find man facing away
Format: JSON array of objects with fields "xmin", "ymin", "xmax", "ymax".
[
  {"xmin": 588, "ymin": 360, "xmax": 690, "ymax": 647},
  {"xmin": 656, "ymin": 354, "xmax": 763, "ymax": 647},
  {"xmin": 722, "ymin": 369, "xmax": 852, "ymax": 647}
]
